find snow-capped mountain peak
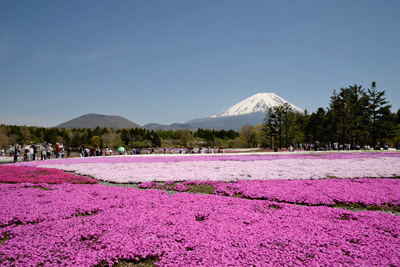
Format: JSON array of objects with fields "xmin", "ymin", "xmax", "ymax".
[{"xmin": 210, "ymin": 93, "xmax": 303, "ymax": 118}]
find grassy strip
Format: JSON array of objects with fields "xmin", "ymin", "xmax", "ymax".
[
  {"xmin": 333, "ymin": 201, "xmax": 400, "ymax": 213},
  {"xmin": 186, "ymin": 184, "xmax": 216, "ymax": 194},
  {"xmin": 95, "ymin": 256, "xmax": 159, "ymax": 267}
]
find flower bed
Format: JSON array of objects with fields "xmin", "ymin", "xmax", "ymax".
[
  {"xmin": 0, "ymin": 166, "xmax": 97, "ymax": 184},
  {"xmin": 1, "ymin": 183, "xmax": 399, "ymax": 266},
  {"xmin": 139, "ymin": 178, "xmax": 400, "ymax": 210},
  {"xmin": 2, "ymin": 152, "xmax": 400, "ymax": 266},
  {"xmin": 36, "ymin": 157, "xmax": 400, "ymax": 183}
]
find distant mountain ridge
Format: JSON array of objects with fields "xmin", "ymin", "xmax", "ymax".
[
  {"xmin": 57, "ymin": 93, "xmax": 303, "ymax": 131},
  {"xmin": 143, "ymin": 123, "xmax": 196, "ymax": 131},
  {"xmin": 56, "ymin": 113, "xmax": 141, "ymax": 129}
]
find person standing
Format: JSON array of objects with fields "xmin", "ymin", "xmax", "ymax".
[
  {"xmin": 41, "ymin": 145, "xmax": 46, "ymax": 160},
  {"xmin": 61, "ymin": 144, "xmax": 65, "ymax": 158},
  {"xmin": 55, "ymin": 143, "xmax": 61, "ymax": 158},
  {"xmin": 46, "ymin": 144, "xmax": 52, "ymax": 160},
  {"xmin": 67, "ymin": 146, "xmax": 71, "ymax": 158},
  {"xmin": 29, "ymin": 146, "xmax": 34, "ymax": 160},
  {"xmin": 89, "ymin": 147, "xmax": 95, "ymax": 157},
  {"xmin": 78, "ymin": 146, "xmax": 83, "ymax": 157},
  {"xmin": 24, "ymin": 147, "xmax": 29, "ymax": 162},
  {"xmin": 30, "ymin": 142, "xmax": 37, "ymax": 161},
  {"xmin": 13, "ymin": 144, "xmax": 20, "ymax": 163}
]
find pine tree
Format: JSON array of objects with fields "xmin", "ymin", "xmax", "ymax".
[
  {"xmin": 262, "ymin": 108, "xmax": 278, "ymax": 148},
  {"xmin": 367, "ymin": 82, "xmax": 396, "ymax": 146},
  {"xmin": 306, "ymin": 108, "xmax": 327, "ymax": 145},
  {"xmin": 328, "ymin": 84, "xmax": 369, "ymax": 145},
  {"xmin": 396, "ymin": 109, "xmax": 400, "ymax": 124}
]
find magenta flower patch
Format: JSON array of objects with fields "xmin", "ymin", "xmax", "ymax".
[
  {"xmin": 151, "ymin": 178, "xmax": 400, "ymax": 208},
  {"xmin": 0, "ymin": 166, "xmax": 97, "ymax": 184},
  {"xmin": 0, "ymin": 183, "xmax": 399, "ymax": 266}
]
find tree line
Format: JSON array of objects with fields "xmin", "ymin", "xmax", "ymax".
[
  {"xmin": 260, "ymin": 82, "xmax": 400, "ymax": 149},
  {"xmin": 0, "ymin": 124, "xmax": 240, "ymax": 150},
  {"xmin": 1, "ymin": 82, "xmax": 399, "ymax": 151}
]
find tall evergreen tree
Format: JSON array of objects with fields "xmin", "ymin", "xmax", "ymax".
[
  {"xmin": 263, "ymin": 103, "xmax": 296, "ymax": 148},
  {"xmin": 151, "ymin": 132, "xmax": 162, "ymax": 147},
  {"xmin": 262, "ymin": 111, "xmax": 275, "ymax": 148},
  {"xmin": 367, "ymin": 81, "xmax": 396, "ymax": 146},
  {"xmin": 281, "ymin": 102, "xmax": 296, "ymax": 148},
  {"xmin": 328, "ymin": 84, "xmax": 369, "ymax": 145},
  {"xmin": 306, "ymin": 108, "xmax": 327, "ymax": 144},
  {"xmin": 263, "ymin": 107, "xmax": 280, "ymax": 148},
  {"xmin": 396, "ymin": 109, "xmax": 400, "ymax": 124},
  {"xmin": 327, "ymin": 90, "xmax": 340, "ymax": 143}
]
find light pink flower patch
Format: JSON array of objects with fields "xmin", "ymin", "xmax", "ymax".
[
  {"xmin": 39, "ymin": 157, "xmax": 400, "ymax": 183},
  {"xmin": 11, "ymin": 151, "xmax": 400, "ymax": 167}
]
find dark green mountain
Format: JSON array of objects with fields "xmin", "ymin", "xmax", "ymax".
[{"xmin": 56, "ymin": 113, "xmax": 141, "ymax": 129}]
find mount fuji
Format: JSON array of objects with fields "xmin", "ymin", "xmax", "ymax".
[
  {"xmin": 143, "ymin": 93, "xmax": 303, "ymax": 130},
  {"xmin": 185, "ymin": 93, "xmax": 304, "ymax": 130},
  {"xmin": 211, "ymin": 93, "xmax": 303, "ymax": 118}
]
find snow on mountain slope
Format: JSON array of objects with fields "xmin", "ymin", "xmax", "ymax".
[{"xmin": 211, "ymin": 93, "xmax": 303, "ymax": 118}]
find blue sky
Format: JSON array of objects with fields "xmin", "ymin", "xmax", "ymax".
[{"xmin": 1, "ymin": 0, "xmax": 399, "ymax": 127}]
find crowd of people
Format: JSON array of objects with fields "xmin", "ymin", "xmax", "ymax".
[
  {"xmin": 2, "ymin": 141, "xmax": 399, "ymax": 163},
  {"xmin": 3, "ymin": 142, "xmax": 73, "ymax": 163},
  {"xmin": 287, "ymin": 142, "xmax": 397, "ymax": 152},
  {"xmin": 76, "ymin": 146, "xmax": 104, "ymax": 157}
]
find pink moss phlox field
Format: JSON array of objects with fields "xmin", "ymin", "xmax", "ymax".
[
  {"xmin": 11, "ymin": 151, "xmax": 400, "ymax": 167},
  {"xmin": 1, "ymin": 183, "xmax": 400, "ymax": 266},
  {"xmin": 37, "ymin": 157, "xmax": 400, "ymax": 183},
  {"xmin": 0, "ymin": 166, "xmax": 97, "ymax": 184},
  {"xmin": 155, "ymin": 178, "xmax": 400, "ymax": 207}
]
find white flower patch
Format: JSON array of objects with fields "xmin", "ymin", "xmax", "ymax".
[{"xmin": 39, "ymin": 157, "xmax": 400, "ymax": 183}]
